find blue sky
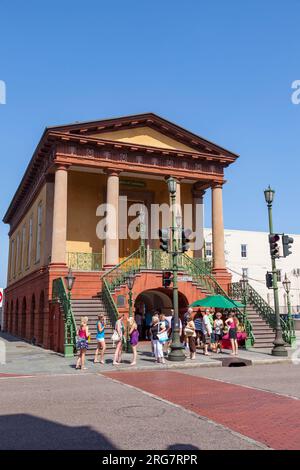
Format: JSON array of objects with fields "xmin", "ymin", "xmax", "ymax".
[{"xmin": 0, "ymin": 0, "xmax": 299, "ymax": 286}]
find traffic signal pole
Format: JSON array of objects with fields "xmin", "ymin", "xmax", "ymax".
[{"xmin": 267, "ymin": 201, "xmax": 288, "ymax": 357}]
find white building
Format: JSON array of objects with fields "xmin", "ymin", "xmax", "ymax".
[{"xmin": 204, "ymin": 228, "xmax": 300, "ymax": 313}]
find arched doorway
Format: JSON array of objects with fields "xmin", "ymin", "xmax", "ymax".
[
  {"xmin": 21, "ymin": 297, "xmax": 26, "ymax": 338},
  {"xmin": 37, "ymin": 291, "xmax": 45, "ymax": 345},
  {"xmin": 134, "ymin": 288, "xmax": 189, "ymax": 339},
  {"xmin": 30, "ymin": 294, "xmax": 36, "ymax": 341}
]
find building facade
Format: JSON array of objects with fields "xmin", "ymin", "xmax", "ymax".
[
  {"xmin": 204, "ymin": 228, "xmax": 300, "ymax": 313},
  {"xmin": 3, "ymin": 113, "xmax": 239, "ymax": 352}
]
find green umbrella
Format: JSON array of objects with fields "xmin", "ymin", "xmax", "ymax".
[{"xmin": 190, "ymin": 294, "xmax": 244, "ymax": 309}]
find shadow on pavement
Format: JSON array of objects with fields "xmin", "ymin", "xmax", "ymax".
[{"xmin": 0, "ymin": 414, "xmax": 117, "ymax": 450}]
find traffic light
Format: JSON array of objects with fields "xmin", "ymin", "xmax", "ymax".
[
  {"xmin": 269, "ymin": 233, "xmax": 280, "ymax": 259},
  {"xmin": 158, "ymin": 228, "xmax": 169, "ymax": 252},
  {"xmin": 162, "ymin": 271, "xmax": 172, "ymax": 288},
  {"xmin": 266, "ymin": 272, "xmax": 273, "ymax": 289},
  {"xmin": 181, "ymin": 228, "xmax": 192, "ymax": 253},
  {"xmin": 282, "ymin": 234, "xmax": 294, "ymax": 257}
]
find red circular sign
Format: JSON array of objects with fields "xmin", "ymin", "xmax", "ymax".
[{"xmin": 0, "ymin": 291, "xmax": 3, "ymax": 304}]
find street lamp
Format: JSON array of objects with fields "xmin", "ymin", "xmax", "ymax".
[
  {"xmin": 264, "ymin": 186, "xmax": 288, "ymax": 356},
  {"xmin": 166, "ymin": 176, "xmax": 185, "ymax": 362},
  {"xmin": 282, "ymin": 274, "xmax": 296, "ymax": 347},
  {"xmin": 65, "ymin": 269, "xmax": 76, "ymax": 293},
  {"xmin": 126, "ymin": 273, "xmax": 135, "ymax": 352},
  {"xmin": 264, "ymin": 186, "xmax": 275, "ymax": 205},
  {"xmin": 239, "ymin": 272, "xmax": 251, "ymax": 348},
  {"xmin": 64, "ymin": 269, "xmax": 76, "ymax": 357}
]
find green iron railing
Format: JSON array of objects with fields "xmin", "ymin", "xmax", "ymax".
[
  {"xmin": 67, "ymin": 252, "xmax": 103, "ymax": 271},
  {"xmin": 103, "ymin": 248, "xmax": 141, "ymax": 292},
  {"xmin": 52, "ymin": 277, "xmax": 76, "ymax": 357},
  {"xmin": 102, "ymin": 278, "xmax": 119, "ymax": 326},
  {"xmin": 101, "ymin": 248, "xmax": 142, "ymax": 325},
  {"xmin": 229, "ymin": 282, "xmax": 295, "ymax": 346},
  {"xmin": 182, "ymin": 255, "xmax": 254, "ymax": 347}
]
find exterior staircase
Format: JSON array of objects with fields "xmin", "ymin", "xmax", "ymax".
[
  {"xmin": 71, "ymin": 297, "xmax": 115, "ymax": 355},
  {"xmin": 245, "ymin": 304, "xmax": 274, "ymax": 348}
]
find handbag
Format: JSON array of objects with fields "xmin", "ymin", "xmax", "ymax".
[
  {"xmin": 157, "ymin": 330, "xmax": 169, "ymax": 343},
  {"xmin": 111, "ymin": 330, "xmax": 121, "ymax": 342},
  {"xmin": 184, "ymin": 327, "xmax": 194, "ymax": 337}
]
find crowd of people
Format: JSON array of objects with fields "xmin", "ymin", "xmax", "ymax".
[{"xmin": 74, "ymin": 307, "xmax": 241, "ymax": 369}]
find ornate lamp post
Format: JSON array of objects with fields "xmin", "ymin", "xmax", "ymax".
[
  {"xmin": 167, "ymin": 176, "xmax": 185, "ymax": 362},
  {"xmin": 64, "ymin": 269, "xmax": 76, "ymax": 357},
  {"xmin": 282, "ymin": 274, "xmax": 296, "ymax": 347},
  {"xmin": 126, "ymin": 273, "xmax": 135, "ymax": 353},
  {"xmin": 264, "ymin": 186, "xmax": 287, "ymax": 356},
  {"xmin": 239, "ymin": 272, "xmax": 251, "ymax": 348}
]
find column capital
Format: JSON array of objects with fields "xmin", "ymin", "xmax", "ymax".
[
  {"xmin": 211, "ymin": 180, "xmax": 226, "ymax": 189},
  {"xmin": 53, "ymin": 163, "xmax": 71, "ymax": 172},
  {"xmin": 105, "ymin": 168, "xmax": 122, "ymax": 177}
]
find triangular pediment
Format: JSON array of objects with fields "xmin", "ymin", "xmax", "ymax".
[
  {"xmin": 89, "ymin": 126, "xmax": 197, "ymax": 152},
  {"xmin": 48, "ymin": 113, "xmax": 239, "ymax": 159}
]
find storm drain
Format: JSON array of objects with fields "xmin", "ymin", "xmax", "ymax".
[{"xmin": 219, "ymin": 357, "xmax": 252, "ymax": 367}]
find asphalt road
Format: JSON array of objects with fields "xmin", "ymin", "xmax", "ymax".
[{"xmin": 0, "ymin": 373, "xmax": 266, "ymax": 450}]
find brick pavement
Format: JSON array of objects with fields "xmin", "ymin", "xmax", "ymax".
[{"xmin": 104, "ymin": 370, "xmax": 300, "ymax": 450}]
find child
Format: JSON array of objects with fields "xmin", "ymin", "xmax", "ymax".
[{"xmin": 94, "ymin": 314, "xmax": 106, "ymax": 364}]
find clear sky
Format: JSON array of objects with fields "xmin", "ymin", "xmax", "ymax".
[{"xmin": 0, "ymin": 0, "xmax": 299, "ymax": 286}]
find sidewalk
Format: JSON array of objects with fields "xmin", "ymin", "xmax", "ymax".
[{"xmin": 0, "ymin": 332, "xmax": 298, "ymax": 376}]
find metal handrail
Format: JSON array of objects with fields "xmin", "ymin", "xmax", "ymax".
[
  {"xmin": 229, "ymin": 282, "xmax": 294, "ymax": 345},
  {"xmin": 52, "ymin": 277, "xmax": 77, "ymax": 356},
  {"xmin": 183, "ymin": 255, "xmax": 255, "ymax": 346}
]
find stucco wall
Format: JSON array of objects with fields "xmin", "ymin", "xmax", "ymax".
[
  {"xmin": 66, "ymin": 171, "xmax": 195, "ymax": 258},
  {"xmin": 7, "ymin": 184, "xmax": 47, "ymax": 286},
  {"xmin": 91, "ymin": 126, "xmax": 196, "ymax": 152}
]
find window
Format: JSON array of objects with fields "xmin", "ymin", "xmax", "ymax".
[
  {"xmin": 242, "ymin": 268, "xmax": 248, "ymax": 278},
  {"xmin": 36, "ymin": 204, "xmax": 42, "ymax": 262},
  {"xmin": 241, "ymin": 244, "xmax": 247, "ymax": 258},
  {"xmin": 16, "ymin": 233, "xmax": 20, "ymax": 274},
  {"xmin": 10, "ymin": 239, "xmax": 15, "ymax": 279},
  {"xmin": 27, "ymin": 217, "xmax": 33, "ymax": 267},
  {"xmin": 206, "ymin": 242, "xmax": 212, "ymax": 257},
  {"xmin": 21, "ymin": 225, "xmax": 26, "ymax": 271}
]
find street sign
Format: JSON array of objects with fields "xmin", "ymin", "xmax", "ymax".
[
  {"xmin": 178, "ymin": 276, "xmax": 193, "ymax": 282},
  {"xmin": 0, "ymin": 288, "xmax": 3, "ymax": 308}
]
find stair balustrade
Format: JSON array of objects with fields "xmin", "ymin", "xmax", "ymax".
[
  {"xmin": 52, "ymin": 277, "xmax": 77, "ymax": 357},
  {"xmin": 229, "ymin": 282, "xmax": 295, "ymax": 346}
]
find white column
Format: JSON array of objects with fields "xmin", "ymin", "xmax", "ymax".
[
  {"xmin": 51, "ymin": 165, "xmax": 68, "ymax": 265},
  {"xmin": 105, "ymin": 170, "xmax": 120, "ymax": 266}
]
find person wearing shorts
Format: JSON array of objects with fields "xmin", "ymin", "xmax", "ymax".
[
  {"xmin": 225, "ymin": 311, "xmax": 238, "ymax": 355},
  {"xmin": 94, "ymin": 314, "xmax": 106, "ymax": 364}
]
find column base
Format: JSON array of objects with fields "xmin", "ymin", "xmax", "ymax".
[{"xmin": 212, "ymin": 268, "xmax": 232, "ymax": 294}]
